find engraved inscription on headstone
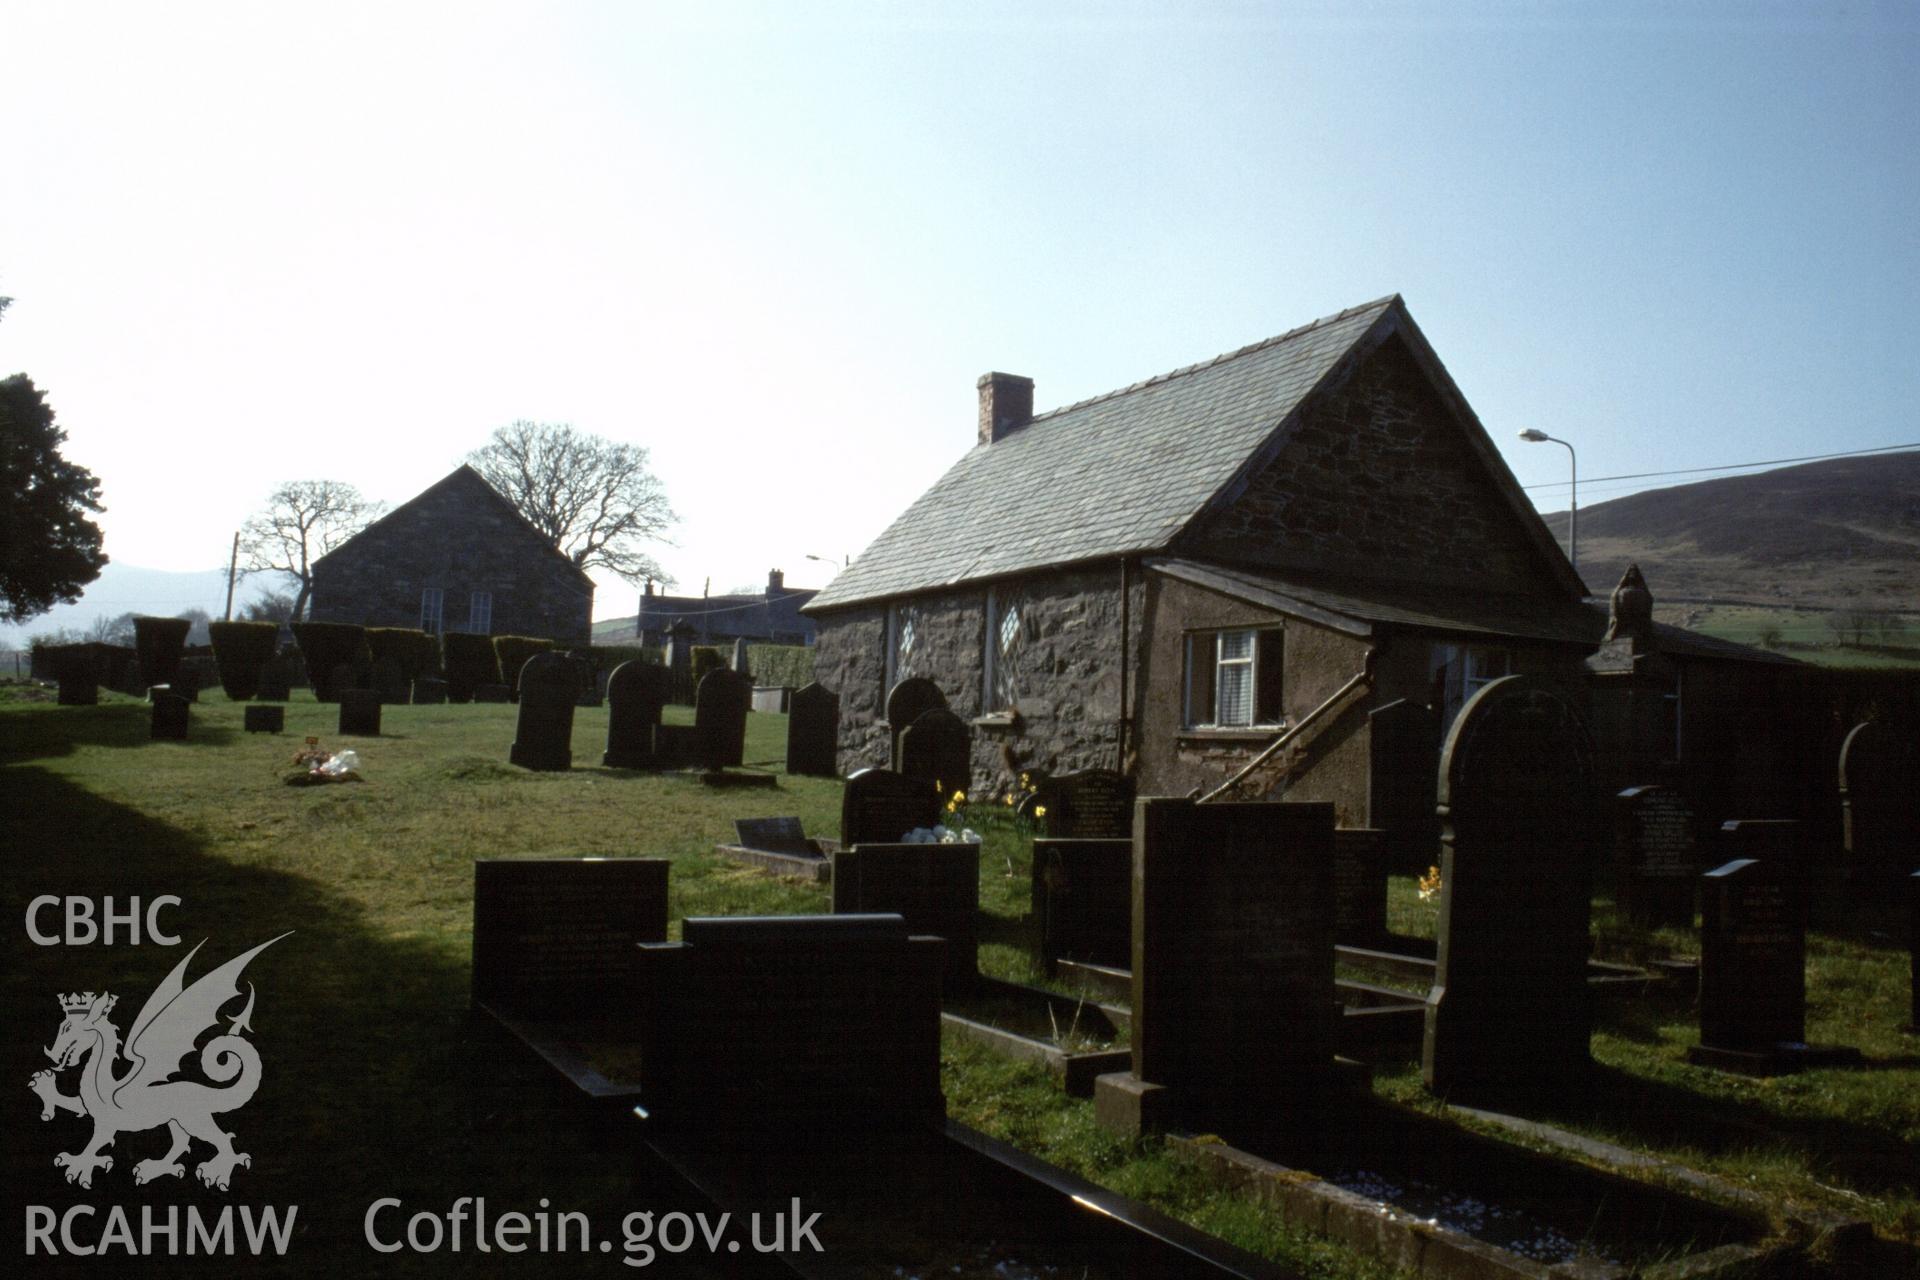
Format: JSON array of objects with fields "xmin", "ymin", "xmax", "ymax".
[
  {"xmin": 1040, "ymin": 770, "xmax": 1136, "ymax": 839},
  {"xmin": 840, "ymin": 768, "xmax": 942, "ymax": 846},
  {"xmin": 1332, "ymin": 827, "xmax": 1389, "ymax": 944},
  {"xmin": 1697, "ymin": 858, "xmax": 1804, "ymax": 1051},
  {"xmin": 1031, "ymin": 838, "xmax": 1132, "ymax": 971},
  {"xmin": 1615, "ymin": 785, "xmax": 1697, "ymax": 928}
]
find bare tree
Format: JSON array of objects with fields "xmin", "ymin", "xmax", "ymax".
[
  {"xmin": 237, "ymin": 481, "xmax": 383, "ymax": 622},
  {"xmin": 467, "ymin": 421, "xmax": 674, "ymax": 585}
]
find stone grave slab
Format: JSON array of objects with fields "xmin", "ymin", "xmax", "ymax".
[
  {"xmin": 1332, "ymin": 827, "xmax": 1388, "ymax": 945},
  {"xmin": 840, "ymin": 767, "xmax": 942, "ymax": 846},
  {"xmin": 885, "ymin": 676, "xmax": 947, "ymax": 770},
  {"xmin": 833, "ymin": 842, "xmax": 980, "ymax": 988},
  {"xmin": 785, "ymin": 681, "xmax": 839, "ymax": 777},
  {"xmin": 1615, "ymin": 785, "xmax": 1698, "ymax": 928},
  {"xmin": 750, "ymin": 685, "xmax": 790, "ymax": 714},
  {"xmin": 631, "ymin": 913, "xmax": 945, "ymax": 1130},
  {"xmin": 257, "ymin": 660, "xmax": 293, "ymax": 702},
  {"xmin": 509, "ymin": 652, "xmax": 578, "ymax": 772},
  {"xmin": 1031, "ymin": 838, "xmax": 1132, "ymax": 972},
  {"xmin": 714, "ymin": 816, "xmax": 835, "ymax": 881},
  {"xmin": 338, "ymin": 688, "xmax": 382, "ymax": 736},
  {"xmin": 1095, "ymin": 798, "xmax": 1338, "ymax": 1141},
  {"xmin": 1038, "ymin": 769, "xmax": 1135, "ymax": 839},
  {"xmin": 412, "ymin": 677, "xmax": 448, "ymax": 705},
  {"xmin": 150, "ymin": 693, "xmax": 190, "ymax": 741},
  {"xmin": 693, "ymin": 667, "xmax": 751, "ymax": 771},
  {"xmin": 603, "ymin": 660, "xmax": 669, "ymax": 769},
  {"xmin": 243, "ymin": 705, "xmax": 284, "ymax": 734},
  {"xmin": 470, "ymin": 857, "xmax": 669, "ymax": 1016},
  {"xmin": 898, "ymin": 705, "xmax": 972, "ymax": 797},
  {"xmin": 1423, "ymin": 675, "xmax": 1595, "ymax": 1097}
]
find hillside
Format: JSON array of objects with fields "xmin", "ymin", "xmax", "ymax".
[{"xmin": 1547, "ymin": 451, "xmax": 1920, "ymax": 611}]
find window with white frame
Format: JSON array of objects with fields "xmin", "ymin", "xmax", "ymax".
[
  {"xmin": 1429, "ymin": 642, "xmax": 1512, "ymax": 727},
  {"xmin": 1183, "ymin": 627, "xmax": 1284, "ymax": 729},
  {"xmin": 886, "ymin": 602, "xmax": 921, "ymax": 691},
  {"xmin": 983, "ymin": 588, "xmax": 1024, "ymax": 711},
  {"xmin": 468, "ymin": 591, "xmax": 493, "ymax": 635},
  {"xmin": 419, "ymin": 588, "xmax": 444, "ymax": 636}
]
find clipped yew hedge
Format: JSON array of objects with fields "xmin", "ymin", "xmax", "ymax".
[
  {"xmin": 290, "ymin": 622, "xmax": 369, "ymax": 703},
  {"xmin": 133, "ymin": 616, "xmax": 193, "ymax": 688},
  {"xmin": 207, "ymin": 621, "xmax": 280, "ymax": 701},
  {"xmin": 366, "ymin": 628, "xmax": 441, "ymax": 683},
  {"xmin": 744, "ymin": 643, "xmax": 814, "ymax": 690},
  {"xmin": 441, "ymin": 633, "xmax": 501, "ymax": 704},
  {"xmin": 491, "ymin": 635, "xmax": 556, "ymax": 700}
]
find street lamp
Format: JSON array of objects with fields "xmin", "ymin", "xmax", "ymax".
[
  {"xmin": 804, "ymin": 553, "xmax": 849, "ymax": 568},
  {"xmin": 1518, "ymin": 429, "xmax": 1576, "ymax": 574}
]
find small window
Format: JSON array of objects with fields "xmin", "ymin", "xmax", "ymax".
[
  {"xmin": 1184, "ymin": 628, "xmax": 1284, "ymax": 729},
  {"xmin": 984, "ymin": 589, "xmax": 1024, "ymax": 711},
  {"xmin": 420, "ymin": 588, "xmax": 444, "ymax": 636},
  {"xmin": 1430, "ymin": 643, "xmax": 1512, "ymax": 727},
  {"xmin": 468, "ymin": 591, "xmax": 493, "ymax": 635},
  {"xmin": 886, "ymin": 602, "xmax": 921, "ymax": 690}
]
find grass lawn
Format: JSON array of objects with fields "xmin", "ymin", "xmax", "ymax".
[{"xmin": 3, "ymin": 687, "xmax": 1915, "ymax": 1277}]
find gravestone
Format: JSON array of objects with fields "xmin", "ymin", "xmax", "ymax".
[
  {"xmin": 832, "ymin": 842, "xmax": 980, "ymax": 989},
  {"xmin": 168, "ymin": 667, "xmax": 200, "ymax": 704},
  {"xmin": 257, "ymin": 658, "xmax": 293, "ymax": 702},
  {"xmin": 1332, "ymin": 827, "xmax": 1389, "ymax": 944},
  {"xmin": 750, "ymin": 686, "xmax": 791, "ymax": 714},
  {"xmin": 898, "ymin": 706, "xmax": 972, "ymax": 797},
  {"xmin": 371, "ymin": 657, "xmax": 410, "ymax": 705},
  {"xmin": 1840, "ymin": 720, "xmax": 1920, "ymax": 893},
  {"xmin": 786, "ymin": 682, "xmax": 840, "ymax": 777},
  {"xmin": 1692, "ymin": 858, "xmax": 1803, "ymax": 1068},
  {"xmin": 885, "ymin": 677, "xmax": 948, "ymax": 771},
  {"xmin": 1423, "ymin": 675, "xmax": 1595, "ymax": 1097},
  {"xmin": 840, "ymin": 767, "xmax": 942, "ymax": 845},
  {"xmin": 1038, "ymin": 770, "xmax": 1135, "ymax": 839},
  {"xmin": 472, "ymin": 683, "xmax": 512, "ymax": 704},
  {"xmin": 471, "ymin": 857, "xmax": 670, "ymax": 1015},
  {"xmin": 603, "ymin": 661, "xmax": 669, "ymax": 769},
  {"xmin": 1615, "ymin": 785, "xmax": 1698, "ymax": 928},
  {"xmin": 693, "ymin": 667, "xmax": 751, "ymax": 771},
  {"xmin": 338, "ymin": 688, "xmax": 382, "ymax": 736},
  {"xmin": 1094, "ymin": 799, "xmax": 1337, "ymax": 1141},
  {"xmin": 652, "ymin": 724, "xmax": 696, "ymax": 769},
  {"xmin": 735, "ymin": 817, "xmax": 814, "ymax": 856},
  {"xmin": 150, "ymin": 693, "xmax": 189, "ymax": 741},
  {"xmin": 1368, "ymin": 698, "xmax": 1442, "ymax": 874},
  {"xmin": 508, "ymin": 652, "xmax": 579, "ymax": 772},
  {"xmin": 631, "ymin": 914, "xmax": 945, "ymax": 1130},
  {"xmin": 412, "ymin": 677, "xmax": 448, "ymax": 705},
  {"xmin": 56, "ymin": 668, "xmax": 98, "ymax": 706},
  {"xmin": 663, "ymin": 621, "xmax": 696, "ymax": 703},
  {"xmin": 731, "ymin": 636, "xmax": 750, "ymax": 674},
  {"xmin": 1031, "ymin": 838, "xmax": 1132, "ymax": 971},
  {"xmin": 244, "ymin": 705, "xmax": 284, "ymax": 734},
  {"xmin": 1718, "ymin": 820, "xmax": 1807, "ymax": 926}
]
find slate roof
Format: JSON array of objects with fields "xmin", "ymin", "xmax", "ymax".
[
  {"xmin": 315, "ymin": 465, "xmax": 595, "ymax": 586},
  {"xmin": 807, "ymin": 297, "xmax": 1406, "ymax": 612}
]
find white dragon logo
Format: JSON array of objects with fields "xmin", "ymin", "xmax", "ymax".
[{"xmin": 28, "ymin": 934, "xmax": 289, "ymax": 1191}]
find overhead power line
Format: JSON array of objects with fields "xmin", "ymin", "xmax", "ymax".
[{"xmin": 1521, "ymin": 442, "xmax": 1920, "ymax": 492}]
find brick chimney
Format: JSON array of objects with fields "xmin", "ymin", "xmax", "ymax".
[
  {"xmin": 767, "ymin": 569, "xmax": 784, "ymax": 595},
  {"xmin": 977, "ymin": 372, "xmax": 1034, "ymax": 445}
]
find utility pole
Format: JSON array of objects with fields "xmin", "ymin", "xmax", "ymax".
[{"xmin": 224, "ymin": 531, "xmax": 241, "ymax": 620}]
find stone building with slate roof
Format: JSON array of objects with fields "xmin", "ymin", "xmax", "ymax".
[
  {"xmin": 803, "ymin": 296, "xmax": 1801, "ymax": 830},
  {"xmin": 308, "ymin": 465, "xmax": 594, "ymax": 643},
  {"xmin": 617, "ymin": 571, "xmax": 818, "ymax": 647}
]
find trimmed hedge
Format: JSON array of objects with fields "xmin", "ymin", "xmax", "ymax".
[
  {"xmin": 744, "ymin": 644, "xmax": 814, "ymax": 690},
  {"xmin": 133, "ymin": 616, "xmax": 192, "ymax": 688},
  {"xmin": 690, "ymin": 646, "xmax": 726, "ymax": 696},
  {"xmin": 441, "ymin": 632, "xmax": 502, "ymax": 704},
  {"xmin": 290, "ymin": 622, "xmax": 370, "ymax": 703},
  {"xmin": 491, "ymin": 635, "xmax": 555, "ymax": 701},
  {"xmin": 582, "ymin": 644, "xmax": 660, "ymax": 679},
  {"xmin": 207, "ymin": 621, "xmax": 280, "ymax": 701},
  {"xmin": 366, "ymin": 628, "xmax": 441, "ymax": 683}
]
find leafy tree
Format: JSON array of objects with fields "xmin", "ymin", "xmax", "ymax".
[
  {"xmin": 87, "ymin": 611, "xmax": 138, "ymax": 645},
  {"xmin": 175, "ymin": 607, "xmax": 213, "ymax": 646},
  {"xmin": 241, "ymin": 588, "xmax": 296, "ymax": 624},
  {"xmin": 0, "ymin": 373, "xmax": 108, "ymax": 623},
  {"xmin": 238, "ymin": 481, "xmax": 383, "ymax": 622},
  {"xmin": 467, "ymin": 421, "xmax": 675, "ymax": 585}
]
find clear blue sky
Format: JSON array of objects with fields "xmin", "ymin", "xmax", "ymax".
[{"xmin": 2, "ymin": 1, "xmax": 1913, "ymax": 628}]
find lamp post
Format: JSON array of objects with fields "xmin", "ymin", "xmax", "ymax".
[
  {"xmin": 804, "ymin": 553, "xmax": 849, "ymax": 568},
  {"xmin": 1519, "ymin": 429, "xmax": 1576, "ymax": 574}
]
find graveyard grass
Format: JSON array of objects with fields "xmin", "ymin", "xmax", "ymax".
[{"xmin": 3, "ymin": 691, "xmax": 1917, "ymax": 1276}]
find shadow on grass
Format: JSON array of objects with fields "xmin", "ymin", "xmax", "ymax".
[
  {"xmin": 0, "ymin": 764, "xmax": 723, "ymax": 1278},
  {"xmin": 0, "ymin": 702, "xmax": 241, "ymax": 764}
]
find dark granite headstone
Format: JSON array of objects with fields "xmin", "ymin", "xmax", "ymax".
[
  {"xmin": 1718, "ymin": 820, "xmax": 1807, "ymax": 926},
  {"xmin": 1615, "ymin": 785, "xmax": 1698, "ymax": 928},
  {"xmin": 56, "ymin": 671, "xmax": 98, "ymax": 706},
  {"xmin": 338, "ymin": 688, "xmax": 382, "ymax": 736},
  {"xmin": 471, "ymin": 857, "xmax": 669, "ymax": 1015},
  {"xmin": 898, "ymin": 706, "xmax": 972, "ymax": 797},
  {"xmin": 1840, "ymin": 720, "xmax": 1919, "ymax": 892},
  {"xmin": 412, "ymin": 677, "xmax": 448, "ymax": 705},
  {"xmin": 1039, "ymin": 769, "xmax": 1136, "ymax": 839},
  {"xmin": 371, "ymin": 657, "xmax": 410, "ymax": 705},
  {"xmin": 693, "ymin": 667, "xmax": 751, "ymax": 771},
  {"xmin": 509, "ymin": 652, "xmax": 578, "ymax": 771},
  {"xmin": 257, "ymin": 658, "xmax": 293, "ymax": 702},
  {"xmin": 472, "ymin": 683, "xmax": 513, "ymax": 704},
  {"xmin": 833, "ymin": 843, "xmax": 980, "ymax": 988},
  {"xmin": 734, "ymin": 817, "xmax": 814, "ymax": 856},
  {"xmin": 1423, "ymin": 675, "xmax": 1595, "ymax": 1096},
  {"xmin": 1031, "ymin": 838, "xmax": 1132, "ymax": 971},
  {"xmin": 885, "ymin": 677, "xmax": 948, "ymax": 771},
  {"xmin": 785, "ymin": 681, "xmax": 839, "ymax": 777},
  {"xmin": 631, "ymin": 914, "xmax": 945, "ymax": 1130},
  {"xmin": 150, "ymin": 693, "xmax": 189, "ymax": 741},
  {"xmin": 840, "ymin": 767, "xmax": 942, "ymax": 845},
  {"xmin": 1696, "ymin": 858, "xmax": 1804, "ymax": 1050},
  {"xmin": 604, "ymin": 660, "xmax": 669, "ymax": 769},
  {"xmin": 1332, "ymin": 827, "xmax": 1389, "ymax": 944},
  {"xmin": 243, "ymin": 705, "xmax": 284, "ymax": 734},
  {"xmin": 1368, "ymin": 698, "xmax": 1442, "ymax": 875},
  {"xmin": 168, "ymin": 667, "xmax": 200, "ymax": 704},
  {"xmin": 1096, "ymin": 798, "xmax": 1336, "ymax": 1139}
]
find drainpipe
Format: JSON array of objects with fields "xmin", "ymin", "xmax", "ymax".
[{"xmin": 1117, "ymin": 557, "xmax": 1131, "ymax": 772}]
